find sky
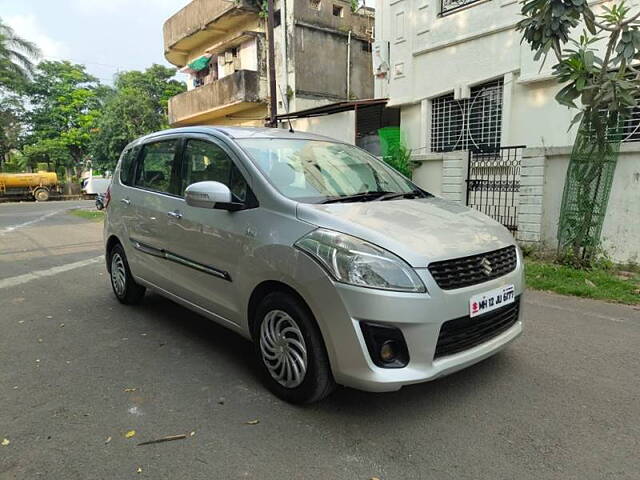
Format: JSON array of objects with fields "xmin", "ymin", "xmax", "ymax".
[
  {"xmin": 1, "ymin": 0, "xmax": 191, "ymax": 84},
  {"xmin": 1, "ymin": 0, "xmax": 374, "ymax": 85}
]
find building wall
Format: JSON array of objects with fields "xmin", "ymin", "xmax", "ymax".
[
  {"xmin": 166, "ymin": 0, "xmax": 374, "ymax": 127},
  {"xmin": 287, "ymin": 0, "xmax": 374, "ymax": 113},
  {"xmin": 293, "ymin": 26, "xmax": 372, "ymax": 102},
  {"xmin": 373, "ymin": 0, "xmax": 633, "ymax": 152},
  {"xmin": 287, "ymin": 110, "xmax": 356, "ymax": 143},
  {"xmin": 410, "ymin": 145, "xmax": 640, "ymax": 264},
  {"xmin": 206, "ymin": 105, "xmax": 268, "ymax": 127},
  {"xmin": 537, "ymin": 146, "xmax": 640, "ymax": 263}
]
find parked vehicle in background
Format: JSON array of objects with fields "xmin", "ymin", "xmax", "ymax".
[
  {"xmin": 81, "ymin": 171, "xmax": 111, "ymax": 197},
  {"xmin": 95, "ymin": 193, "xmax": 105, "ymax": 210},
  {"xmin": 103, "ymin": 126, "xmax": 524, "ymax": 404},
  {"xmin": 0, "ymin": 171, "xmax": 60, "ymax": 201}
]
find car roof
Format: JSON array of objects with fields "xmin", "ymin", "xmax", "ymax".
[{"xmin": 135, "ymin": 126, "xmax": 342, "ymax": 144}]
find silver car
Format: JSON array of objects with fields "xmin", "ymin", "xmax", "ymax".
[{"xmin": 103, "ymin": 126, "xmax": 524, "ymax": 403}]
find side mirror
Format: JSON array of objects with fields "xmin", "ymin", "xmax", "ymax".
[{"xmin": 184, "ymin": 181, "xmax": 244, "ymax": 211}]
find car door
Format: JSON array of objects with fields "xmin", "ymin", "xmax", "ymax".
[
  {"xmin": 162, "ymin": 134, "xmax": 258, "ymax": 325},
  {"xmin": 126, "ymin": 136, "xmax": 184, "ymax": 289}
]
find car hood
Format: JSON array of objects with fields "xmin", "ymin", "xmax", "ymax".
[{"xmin": 296, "ymin": 197, "xmax": 516, "ymax": 267}]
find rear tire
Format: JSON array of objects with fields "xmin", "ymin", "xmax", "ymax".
[
  {"xmin": 252, "ymin": 292, "xmax": 335, "ymax": 404},
  {"xmin": 34, "ymin": 188, "xmax": 50, "ymax": 202},
  {"xmin": 108, "ymin": 243, "xmax": 145, "ymax": 305}
]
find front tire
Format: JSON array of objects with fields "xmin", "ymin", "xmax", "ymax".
[
  {"xmin": 108, "ymin": 244, "xmax": 145, "ymax": 305},
  {"xmin": 253, "ymin": 292, "xmax": 335, "ymax": 404}
]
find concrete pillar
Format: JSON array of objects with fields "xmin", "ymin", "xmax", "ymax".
[
  {"xmin": 440, "ymin": 151, "xmax": 467, "ymax": 204},
  {"xmin": 516, "ymin": 147, "xmax": 546, "ymax": 244}
]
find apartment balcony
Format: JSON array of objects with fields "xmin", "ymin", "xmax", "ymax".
[
  {"xmin": 168, "ymin": 69, "xmax": 264, "ymax": 126},
  {"xmin": 163, "ymin": 0, "xmax": 260, "ymax": 66}
]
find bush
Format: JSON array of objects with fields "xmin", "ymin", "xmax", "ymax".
[{"xmin": 382, "ymin": 143, "xmax": 413, "ymax": 178}]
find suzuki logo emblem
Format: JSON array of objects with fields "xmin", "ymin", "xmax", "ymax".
[{"xmin": 480, "ymin": 257, "xmax": 493, "ymax": 276}]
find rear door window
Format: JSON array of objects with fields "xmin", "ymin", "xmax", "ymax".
[{"xmin": 134, "ymin": 140, "xmax": 180, "ymax": 195}]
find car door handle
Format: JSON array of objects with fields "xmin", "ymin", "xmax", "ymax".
[
  {"xmin": 120, "ymin": 198, "xmax": 131, "ymax": 206},
  {"xmin": 167, "ymin": 210, "xmax": 183, "ymax": 220}
]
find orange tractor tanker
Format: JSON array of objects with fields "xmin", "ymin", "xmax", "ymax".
[{"xmin": 0, "ymin": 171, "xmax": 61, "ymax": 201}]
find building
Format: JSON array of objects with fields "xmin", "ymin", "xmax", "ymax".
[
  {"xmin": 373, "ymin": 0, "xmax": 640, "ymax": 263},
  {"xmin": 162, "ymin": 0, "xmax": 375, "ymax": 127}
]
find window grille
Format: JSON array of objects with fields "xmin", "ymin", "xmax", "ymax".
[
  {"xmin": 608, "ymin": 105, "xmax": 640, "ymax": 143},
  {"xmin": 441, "ymin": 0, "xmax": 483, "ymax": 16},
  {"xmin": 430, "ymin": 79, "xmax": 504, "ymax": 153}
]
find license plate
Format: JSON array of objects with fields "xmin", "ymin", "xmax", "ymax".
[{"xmin": 469, "ymin": 284, "xmax": 515, "ymax": 318}]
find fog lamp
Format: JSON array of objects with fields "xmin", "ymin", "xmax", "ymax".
[
  {"xmin": 359, "ymin": 322, "xmax": 409, "ymax": 368},
  {"xmin": 380, "ymin": 340, "xmax": 398, "ymax": 363}
]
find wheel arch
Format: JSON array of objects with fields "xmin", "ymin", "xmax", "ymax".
[
  {"xmin": 105, "ymin": 235, "xmax": 122, "ymax": 272},
  {"xmin": 247, "ymin": 281, "xmax": 314, "ymax": 338}
]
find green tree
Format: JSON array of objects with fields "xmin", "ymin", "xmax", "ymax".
[
  {"xmin": 0, "ymin": 17, "xmax": 41, "ymax": 90},
  {"xmin": 114, "ymin": 64, "xmax": 185, "ymax": 116},
  {"xmin": 517, "ymin": 0, "xmax": 640, "ymax": 265},
  {"xmin": 24, "ymin": 60, "xmax": 107, "ymax": 177},
  {"xmin": 91, "ymin": 64, "xmax": 185, "ymax": 171},
  {"xmin": 0, "ymin": 94, "xmax": 26, "ymax": 169}
]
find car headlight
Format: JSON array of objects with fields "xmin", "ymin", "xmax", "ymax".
[{"xmin": 295, "ymin": 228, "xmax": 426, "ymax": 293}]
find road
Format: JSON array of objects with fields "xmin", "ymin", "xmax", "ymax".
[{"xmin": 0, "ymin": 201, "xmax": 638, "ymax": 480}]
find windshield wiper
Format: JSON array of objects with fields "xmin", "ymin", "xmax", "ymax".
[
  {"xmin": 373, "ymin": 190, "xmax": 428, "ymax": 201},
  {"xmin": 320, "ymin": 191, "xmax": 393, "ymax": 204}
]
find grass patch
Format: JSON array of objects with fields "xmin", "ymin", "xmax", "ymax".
[
  {"xmin": 525, "ymin": 260, "xmax": 640, "ymax": 305},
  {"xmin": 69, "ymin": 208, "xmax": 104, "ymax": 222}
]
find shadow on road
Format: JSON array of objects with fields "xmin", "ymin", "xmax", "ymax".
[{"xmin": 133, "ymin": 290, "xmax": 520, "ymax": 416}]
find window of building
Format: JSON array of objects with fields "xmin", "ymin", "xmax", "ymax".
[
  {"xmin": 309, "ymin": 0, "xmax": 321, "ymax": 11},
  {"xmin": 618, "ymin": 106, "xmax": 640, "ymax": 143},
  {"xmin": 441, "ymin": 0, "xmax": 484, "ymax": 16},
  {"xmin": 332, "ymin": 4, "xmax": 344, "ymax": 17},
  {"xmin": 274, "ymin": 9, "xmax": 281, "ymax": 27},
  {"xmin": 585, "ymin": 72, "xmax": 640, "ymax": 144},
  {"xmin": 430, "ymin": 78, "xmax": 504, "ymax": 153},
  {"xmin": 604, "ymin": 75, "xmax": 640, "ymax": 143}
]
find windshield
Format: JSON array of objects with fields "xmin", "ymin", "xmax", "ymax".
[{"xmin": 237, "ymin": 138, "xmax": 420, "ymax": 203}]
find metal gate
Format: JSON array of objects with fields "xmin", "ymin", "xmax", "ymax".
[{"xmin": 466, "ymin": 146, "xmax": 525, "ymax": 233}]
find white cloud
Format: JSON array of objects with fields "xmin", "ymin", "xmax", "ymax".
[{"xmin": 5, "ymin": 14, "xmax": 69, "ymax": 60}]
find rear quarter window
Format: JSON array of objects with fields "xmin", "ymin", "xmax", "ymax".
[{"xmin": 119, "ymin": 145, "xmax": 140, "ymax": 186}]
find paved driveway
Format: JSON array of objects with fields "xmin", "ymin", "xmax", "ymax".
[{"xmin": 1, "ymin": 201, "xmax": 638, "ymax": 479}]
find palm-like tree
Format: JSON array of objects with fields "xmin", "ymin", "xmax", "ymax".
[{"xmin": 0, "ymin": 18, "xmax": 41, "ymax": 88}]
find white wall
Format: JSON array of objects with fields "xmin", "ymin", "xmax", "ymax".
[
  {"xmin": 374, "ymin": 0, "xmax": 626, "ymax": 152},
  {"xmin": 412, "ymin": 154, "xmax": 444, "ymax": 196},
  {"xmin": 400, "ymin": 103, "xmax": 423, "ymax": 152},
  {"xmin": 288, "ymin": 111, "xmax": 356, "ymax": 144},
  {"xmin": 540, "ymin": 145, "xmax": 640, "ymax": 263}
]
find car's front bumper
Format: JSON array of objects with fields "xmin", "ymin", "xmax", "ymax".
[{"xmin": 300, "ymin": 250, "xmax": 525, "ymax": 393}]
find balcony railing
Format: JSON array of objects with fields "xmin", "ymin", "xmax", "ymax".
[
  {"xmin": 168, "ymin": 70, "xmax": 263, "ymax": 126},
  {"xmin": 441, "ymin": 0, "xmax": 483, "ymax": 15}
]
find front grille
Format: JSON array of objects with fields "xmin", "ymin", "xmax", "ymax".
[
  {"xmin": 428, "ymin": 245, "xmax": 517, "ymax": 290},
  {"xmin": 434, "ymin": 296, "xmax": 521, "ymax": 359}
]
